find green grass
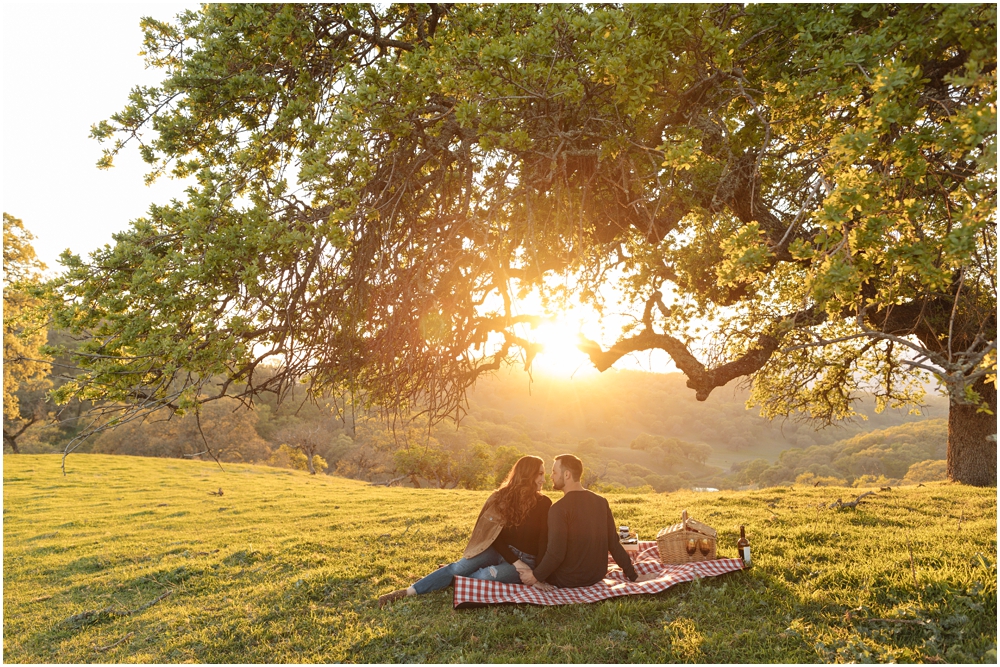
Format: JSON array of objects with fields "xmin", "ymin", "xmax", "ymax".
[{"xmin": 3, "ymin": 454, "xmax": 996, "ymax": 663}]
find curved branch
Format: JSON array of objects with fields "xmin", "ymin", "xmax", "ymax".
[{"xmin": 577, "ymin": 328, "xmax": 780, "ymax": 401}]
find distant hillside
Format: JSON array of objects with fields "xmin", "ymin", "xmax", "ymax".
[
  {"xmin": 463, "ymin": 368, "xmax": 947, "ymax": 467},
  {"xmin": 32, "ymin": 367, "xmax": 947, "ymax": 493},
  {"xmin": 727, "ymin": 420, "xmax": 949, "ymax": 488}
]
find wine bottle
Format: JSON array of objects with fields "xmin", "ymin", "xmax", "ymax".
[{"xmin": 736, "ymin": 525, "xmax": 751, "ymax": 566}]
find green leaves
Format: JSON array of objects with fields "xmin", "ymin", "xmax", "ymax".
[
  {"xmin": 3, "ymin": 214, "xmax": 52, "ymax": 425},
  {"xmin": 51, "ymin": 4, "xmax": 996, "ymax": 445}
]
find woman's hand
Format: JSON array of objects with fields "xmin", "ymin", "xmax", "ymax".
[
  {"xmin": 532, "ymin": 580, "xmax": 554, "ymax": 592},
  {"xmin": 513, "ymin": 560, "xmax": 538, "ymax": 585},
  {"xmin": 514, "ymin": 561, "xmax": 538, "ymax": 586}
]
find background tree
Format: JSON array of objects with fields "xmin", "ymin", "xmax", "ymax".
[
  {"xmin": 92, "ymin": 397, "xmax": 270, "ymax": 462},
  {"xmin": 4, "ymin": 213, "xmax": 52, "ymax": 453},
  {"xmin": 275, "ymin": 421, "xmax": 336, "ymax": 474},
  {"xmin": 53, "ymin": 4, "xmax": 995, "ymax": 483}
]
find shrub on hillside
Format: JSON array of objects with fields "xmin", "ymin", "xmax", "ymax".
[
  {"xmin": 269, "ymin": 421, "xmax": 349, "ymax": 474},
  {"xmin": 452, "ymin": 441, "xmax": 493, "ymax": 489},
  {"xmin": 389, "ymin": 440, "xmax": 500, "ymax": 489},
  {"xmin": 491, "ymin": 444, "xmax": 526, "ymax": 483},
  {"xmin": 335, "ymin": 444, "xmax": 390, "ymax": 481},
  {"xmin": 795, "ymin": 472, "xmax": 847, "ymax": 487},
  {"xmin": 852, "ymin": 474, "xmax": 899, "ymax": 488},
  {"xmin": 725, "ymin": 420, "xmax": 947, "ymax": 488},
  {"xmin": 643, "ymin": 474, "xmax": 686, "ymax": 493},
  {"xmin": 903, "ymin": 460, "xmax": 948, "ymax": 483},
  {"xmin": 590, "ymin": 481, "xmax": 627, "ymax": 493},
  {"xmin": 727, "ymin": 435, "xmax": 750, "ymax": 451},
  {"xmin": 266, "ymin": 444, "xmax": 329, "ymax": 473},
  {"xmin": 16, "ymin": 422, "xmax": 64, "ymax": 454},
  {"xmin": 92, "ymin": 399, "xmax": 270, "ymax": 462},
  {"xmin": 732, "ymin": 458, "xmax": 771, "ymax": 486}
]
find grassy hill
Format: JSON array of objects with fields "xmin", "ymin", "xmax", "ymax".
[{"xmin": 3, "ymin": 454, "xmax": 995, "ymax": 663}]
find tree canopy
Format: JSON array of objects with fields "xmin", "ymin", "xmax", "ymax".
[
  {"xmin": 3, "ymin": 213, "xmax": 51, "ymax": 453},
  {"xmin": 54, "ymin": 4, "xmax": 995, "ymax": 481}
]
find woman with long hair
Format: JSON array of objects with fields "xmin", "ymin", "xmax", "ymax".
[{"xmin": 378, "ymin": 455, "xmax": 551, "ymax": 605}]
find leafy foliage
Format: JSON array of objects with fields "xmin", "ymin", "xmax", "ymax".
[
  {"xmin": 903, "ymin": 459, "xmax": 949, "ymax": 484},
  {"xmin": 3, "ymin": 213, "xmax": 52, "ymax": 452},
  {"xmin": 91, "ymin": 397, "xmax": 270, "ymax": 463},
  {"xmin": 49, "ymin": 5, "xmax": 995, "ymax": 472},
  {"xmin": 730, "ymin": 419, "xmax": 948, "ymax": 487}
]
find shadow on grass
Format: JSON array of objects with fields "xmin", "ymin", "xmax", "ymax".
[{"xmin": 344, "ymin": 569, "xmax": 825, "ymax": 663}]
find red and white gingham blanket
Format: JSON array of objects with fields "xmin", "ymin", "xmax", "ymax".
[{"xmin": 453, "ymin": 541, "xmax": 743, "ymax": 608}]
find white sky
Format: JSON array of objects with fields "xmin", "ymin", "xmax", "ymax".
[
  {"xmin": 2, "ymin": 2, "xmax": 197, "ymax": 270},
  {"xmin": 1, "ymin": 2, "xmax": 677, "ymax": 376}
]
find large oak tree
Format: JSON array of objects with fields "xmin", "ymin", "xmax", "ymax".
[{"xmin": 54, "ymin": 4, "xmax": 995, "ymax": 482}]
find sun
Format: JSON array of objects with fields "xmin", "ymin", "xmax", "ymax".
[{"xmin": 528, "ymin": 320, "xmax": 596, "ymax": 377}]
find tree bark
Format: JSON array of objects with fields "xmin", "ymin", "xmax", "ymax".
[
  {"xmin": 3, "ymin": 432, "xmax": 20, "ymax": 454},
  {"xmin": 3, "ymin": 414, "xmax": 37, "ymax": 454},
  {"xmin": 947, "ymin": 377, "xmax": 997, "ymax": 486}
]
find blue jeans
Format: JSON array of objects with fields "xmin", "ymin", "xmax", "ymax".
[{"xmin": 411, "ymin": 546, "xmax": 537, "ymax": 594}]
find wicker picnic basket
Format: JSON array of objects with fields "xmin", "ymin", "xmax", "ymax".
[{"xmin": 656, "ymin": 510, "xmax": 718, "ymax": 564}]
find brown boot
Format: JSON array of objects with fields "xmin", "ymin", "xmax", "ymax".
[{"xmin": 378, "ymin": 588, "xmax": 409, "ymax": 607}]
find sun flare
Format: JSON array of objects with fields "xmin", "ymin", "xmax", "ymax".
[{"xmin": 528, "ymin": 320, "xmax": 596, "ymax": 377}]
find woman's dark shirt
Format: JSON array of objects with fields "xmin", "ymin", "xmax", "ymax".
[{"xmin": 490, "ymin": 494, "xmax": 551, "ymax": 564}]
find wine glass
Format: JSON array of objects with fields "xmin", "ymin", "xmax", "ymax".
[
  {"xmin": 686, "ymin": 538, "xmax": 697, "ymax": 555},
  {"xmin": 698, "ymin": 538, "xmax": 712, "ymax": 556}
]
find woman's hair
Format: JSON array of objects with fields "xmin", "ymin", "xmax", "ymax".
[{"xmin": 493, "ymin": 455, "xmax": 544, "ymax": 527}]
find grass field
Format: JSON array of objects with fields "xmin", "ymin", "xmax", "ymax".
[{"xmin": 3, "ymin": 454, "xmax": 996, "ymax": 663}]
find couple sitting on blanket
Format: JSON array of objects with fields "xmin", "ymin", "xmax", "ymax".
[{"xmin": 378, "ymin": 453, "xmax": 657, "ymax": 605}]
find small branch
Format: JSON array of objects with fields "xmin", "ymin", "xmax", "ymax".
[
  {"xmin": 195, "ymin": 411, "xmax": 225, "ymax": 472},
  {"xmin": 371, "ymin": 473, "xmax": 412, "ymax": 487},
  {"xmin": 828, "ymin": 490, "xmax": 876, "ymax": 509}
]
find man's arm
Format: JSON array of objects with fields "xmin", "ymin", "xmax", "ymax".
[
  {"xmin": 531, "ymin": 504, "xmax": 566, "ymax": 583},
  {"xmin": 606, "ymin": 506, "xmax": 638, "ymax": 581}
]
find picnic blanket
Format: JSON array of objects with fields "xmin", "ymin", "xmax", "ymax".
[{"xmin": 453, "ymin": 540, "xmax": 743, "ymax": 608}]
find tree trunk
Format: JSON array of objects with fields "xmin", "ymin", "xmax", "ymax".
[
  {"xmin": 3, "ymin": 432, "xmax": 20, "ymax": 453},
  {"xmin": 947, "ymin": 378, "xmax": 997, "ymax": 486},
  {"xmin": 2, "ymin": 415, "xmax": 36, "ymax": 453}
]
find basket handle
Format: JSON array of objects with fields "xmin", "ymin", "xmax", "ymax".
[{"xmin": 681, "ymin": 509, "xmax": 688, "ymax": 530}]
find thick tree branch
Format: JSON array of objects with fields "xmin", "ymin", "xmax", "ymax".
[{"xmin": 577, "ymin": 328, "xmax": 780, "ymax": 401}]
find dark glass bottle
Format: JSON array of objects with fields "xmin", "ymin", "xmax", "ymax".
[{"xmin": 737, "ymin": 525, "xmax": 751, "ymax": 566}]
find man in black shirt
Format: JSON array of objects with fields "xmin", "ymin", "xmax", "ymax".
[{"xmin": 516, "ymin": 454, "xmax": 657, "ymax": 589}]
